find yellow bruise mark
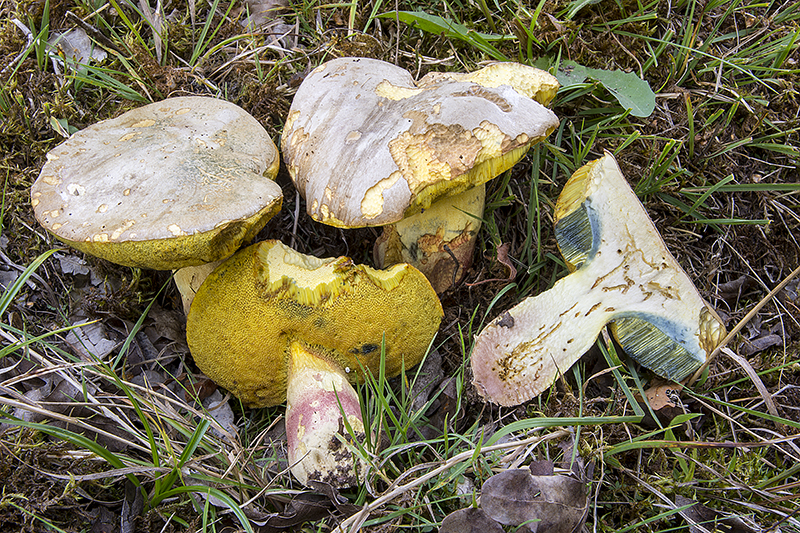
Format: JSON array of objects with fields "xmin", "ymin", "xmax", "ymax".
[
  {"xmin": 118, "ymin": 132, "xmax": 141, "ymax": 143},
  {"xmin": 375, "ymin": 80, "xmax": 425, "ymax": 100},
  {"xmin": 111, "ymin": 220, "xmax": 135, "ymax": 240},
  {"xmin": 175, "ymin": 107, "xmax": 191, "ymax": 116},
  {"xmin": 388, "ymin": 132, "xmax": 454, "ymax": 194},
  {"xmin": 284, "ymin": 110, "xmax": 300, "ymax": 134},
  {"xmin": 361, "ymin": 171, "xmax": 402, "ymax": 220},
  {"xmin": 345, "ymin": 130, "xmax": 362, "ymax": 144},
  {"xmin": 31, "ymin": 198, "xmax": 39, "ymax": 208},
  {"xmin": 42, "ymin": 176, "xmax": 61, "ymax": 186},
  {"xmin": 472, "ymin": 121, "xmax": 507, "ymax": 163},
  {"xmin": 131, "ymin": 119, "xmax": 156, "ymax": 128},
  {"xmin": 92, "ymin": 233, "xmax": 109, "ymax": 242}
]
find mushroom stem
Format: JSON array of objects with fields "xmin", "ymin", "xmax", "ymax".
[
  {"xmin": 374, "ymin": 185, "xmax": 485, "ymax": 293},
  {"xmin": 173, "ymin": 260, "xmax": 225, "ymax": 314},
  {"xmin": 285, "ymin": 340, "xmax": 368, "ymax": 487}
]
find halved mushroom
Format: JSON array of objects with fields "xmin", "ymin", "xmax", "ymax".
[
  {"xmin": 281, "ymin": 57, "xmax": 559, "ymax": 292},
  {"xmin": 471, "ymin": 152, "xmax": 726, "ymax": 406},
  {"xmin": 31, "ymin": 96, "xmax": 283, "ymax": 274},
  {"xmin": 185, "ymin": 240, "xmax": 443, "ymax": 486}
]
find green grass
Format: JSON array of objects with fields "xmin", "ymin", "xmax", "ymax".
[{"xmin": 2, "ymin": 0, "xmax": 800, "ymax": 530}]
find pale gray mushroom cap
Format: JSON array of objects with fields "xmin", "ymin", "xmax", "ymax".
[
  {"xmin": 31, "ymin": 96, "xmax": 283, "ymax": 270},
  {"xmin": 281, "ymin": 57, "xmax": 560, "ymax": 228}
]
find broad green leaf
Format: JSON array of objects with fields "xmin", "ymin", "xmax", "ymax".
[
  {"xmin": 586, "ymin": 66, "xmax": 656, "ymax": 117},
  {"xmin": 555, "ymin": 61, "xmax": 588, "ymax": 86},
  {"xmin": 558, "ymin": 60, "xmax": 656, "ymax": 117}
]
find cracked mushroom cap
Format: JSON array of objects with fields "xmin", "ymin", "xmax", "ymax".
[
  {"xmin": 31, "ymin": 96, "xmax": 283, "ymax": 270},
  {"xmin": 185, "ymin": 240, "xmax": 443, "ymax": 407},
  {"xmin": 281, "ymin": 57, "xmax": 559, "ymax": 228},
  {"xmin": 471, "ymin": 152, "xmax": 726, "ymax": 406}
]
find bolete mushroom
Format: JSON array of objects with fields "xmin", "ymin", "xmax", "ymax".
[
  {"xmin": 30, "ymin": 96, "xmax": 283, "ymax": 288},
  {"xmin": 185, "ymin": 240, "xmax": 443, "ymax": 486},
  {"xmin": 471, "ymin": 152, "xmax": 726, "ymax": 406},
  {"xmin": 281, "ymin": 57, "xmax": 559, "ymax": 292}
]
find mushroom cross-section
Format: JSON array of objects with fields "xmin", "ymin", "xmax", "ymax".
[
  {"xmin": 31, "ymin": 96, "xmax": 283, "ymax": 270},
  {"xmin": 282, "ymin": 57, "xmax": 559, "ymax": 292},
  {"xmin": 185, "ymin": 240, "xmax": 443, "ymax": 487},
  {"xmin": 471, "ymin": 152, "xmax": 726, "ymax": 407}
]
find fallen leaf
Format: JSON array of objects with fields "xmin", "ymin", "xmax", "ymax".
[
  {"xmin": 481, "ymin": 468, "xmax": 588, "ymax": 533},
  {"xmin": 121, "ymin": 479, "xmax": 144, "ymax": 533},
  {"xmin": 741, "ymin": 334, "xmax": 783, "ymax": 356},
  {"xmin": 674, "ymin": 495, "xmax": 760, "ymax": 533},
  {"xmin": 203, "ymin": 389, "xmax": 236, "ymax": 438},
  {"xmin": 66, "ymin": 321, "xmax": 120, "ymax": 361},
  {"xmin": 48, "ymin": 28, "xmax": 107, "ymax": 71},
  {"xmin": 90, "ymin": 505, "xmax": 118, "ymax": 533},
  {"xmin": 467, "ymin": 242, "xmax": 517, "ymax": 287},
  {"xmin": 440, "ymin": 507, "xmax": 504, "ymax": 533},
  {"xmin": 643, "ymin": 381, "xmax": 684, "ymax": 410},
  {"xmin": 55, "ymin": 253, "xmax": 90, "ymax": 276},
  {"xmin": 410, "ymin": 349, "xmax": 444, "ymax": 412}
]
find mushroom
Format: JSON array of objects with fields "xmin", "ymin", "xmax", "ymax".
[
  {"xmin": 185, "ymin": 240, "xmax": 443, "ymax": 486},
  {"xmin": 281, "ymin": 57, "xmax": 559, "ymax": 292},
  {"xmin": 471, "ymin": 152, "xmax": 726, "ymax": 406},
  {"xmin": 30, "ymin": 96, "xmax": 283, "ymax": 283}
]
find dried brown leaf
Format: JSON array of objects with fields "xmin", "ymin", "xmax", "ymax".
[
  {"xmin": 440, "ymin": 507, "xmax": 504, "ymax": 533},
  {"xmin": 481, "ymin": 468, "xmax": 588, "ymax": 533}
]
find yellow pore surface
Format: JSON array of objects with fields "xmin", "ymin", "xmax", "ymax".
[
  {"xmin": 186, "ymin": 240, "xmax": 443, "ymax": 407},
  {"xmin": 60, "ymin": 199, "xmax": 282, "ymax": 269}
]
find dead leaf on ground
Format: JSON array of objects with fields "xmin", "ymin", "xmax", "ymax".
[
  {"xmin": 47, "ymin": 28, "xmax": 107, "ymax": 77},
  {"xmin": 440, "ymin": 507, "xmax": 504, "ymax": 533},
  {"xmin": 674, "ymin": 495, "xmax": 760, "ymax": 533},
  {"xmin": 66, "ymin": 320, "xmax": 120, "ymax": 361},
  {"xmin": 480, "ymin": 468, "xmax": 589, "ymax": 533},
  {"xmin": 741, "ymin": 333, "xmax": 783, "ymax": 356},
  {"xmin": 467, "ymin": 242, "xmax": 518, "ymax": 287},
  {"xmin": 642, "ymin": 380, "xmax": 684, "ymax": 411},
  {"xmin": 247, "ymin": 481, "xmax": 360, "ymax": 531}
]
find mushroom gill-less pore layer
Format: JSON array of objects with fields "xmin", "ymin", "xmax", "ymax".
[
  {"xmin": 31, "ymin": 97, "xmax": 283, "ymax": 270},
  {"xmin": 281, "ymin": 58, "xmax": 559, "ymax": 228},
  {"xmin": 186, "ymin": 240, "xmax": 443, "ymax": 407}
]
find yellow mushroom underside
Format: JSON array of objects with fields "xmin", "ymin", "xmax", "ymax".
[{"xmin": 186, "ymin": 241, "xmax": 443, "ymax": 407}]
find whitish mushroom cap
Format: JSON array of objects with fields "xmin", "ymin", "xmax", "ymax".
[
  {"xmin": 471, "ymin": 152, "xmax": 726, "ymax": 406},
  {"xmin": 31, "ymin": 96, "xmax": 283, "ymax": 270},
  {"xmin": 281, "ymin": 57, "xmax": 559, "ymax": 228},
  {"xmin": 186, "ymin": 240, "xmax": 443, "ymax": 407}
]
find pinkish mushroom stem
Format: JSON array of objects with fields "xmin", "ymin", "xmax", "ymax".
[{"xmin": 285, "ymin": 340, "xmax": 368, "ymax": 487}]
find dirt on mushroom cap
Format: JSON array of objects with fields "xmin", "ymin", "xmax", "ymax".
[{"xmin": 186, "ymin": 240, "xmax": 444, "ymax": 407}]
